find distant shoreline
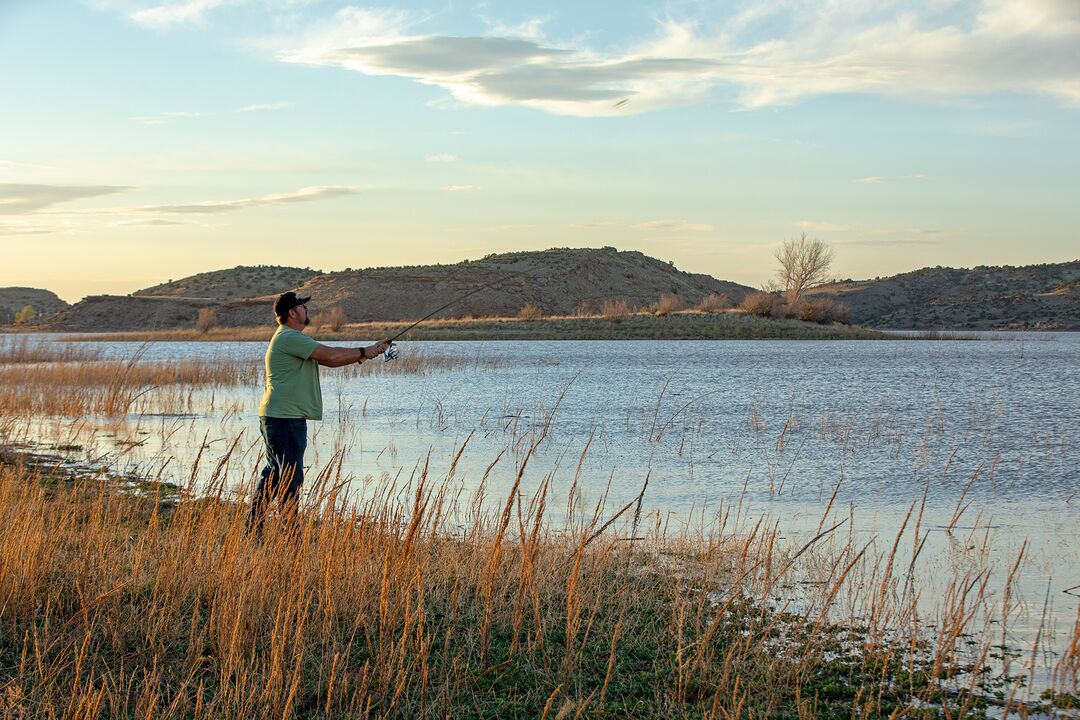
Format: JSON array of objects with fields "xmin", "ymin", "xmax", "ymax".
[{"xmin": 16, "ymin": 311, "xmax": 895, "ymax": 342}]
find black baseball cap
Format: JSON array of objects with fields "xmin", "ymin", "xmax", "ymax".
[{"xmin": 274, "ymin": 291, "xmax": 311, "ymax": 318}]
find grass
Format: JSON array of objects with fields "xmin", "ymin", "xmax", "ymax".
[
  {"xmin": 55, "ymin": 311, "xmax": 892, "ymax": 343},
  {"xmin": 2, "ymin": 446, "xmax": 1068, "ymax": 719}
]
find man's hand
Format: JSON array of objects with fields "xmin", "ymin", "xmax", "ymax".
[{"xmin": 369, "ymin": 340, "xmax": 393, "ymax": 357}]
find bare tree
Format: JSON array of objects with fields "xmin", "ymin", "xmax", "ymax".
[{"xmin": 774, "ymin": 232, "xmax": 834, "ymax": 304}]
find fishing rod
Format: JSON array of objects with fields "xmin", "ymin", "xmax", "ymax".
[{"xmin": 380, "ymin": 270, "xmax": 530, "ymax": 361}]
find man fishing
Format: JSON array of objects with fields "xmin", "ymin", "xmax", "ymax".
[{"xmin": 246, "ymin": 291, "xmax": 391, "ymax": 534}]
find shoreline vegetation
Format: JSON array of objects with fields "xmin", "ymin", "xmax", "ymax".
[
  {"xmin": 2, "ymin": 441, "xmax": 1076, "ymax": 718},
  {"xmin": 37, "ymin": 311, "xmax": 894, "ymax": 342},
  {"xmin": 0, "ymin": 337, "xmax": 1076, "ymax": 717}
]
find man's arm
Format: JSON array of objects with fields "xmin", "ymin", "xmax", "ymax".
[{"xmin": 309, "ymin": 341, "xmax": 391, "ymax": 368}]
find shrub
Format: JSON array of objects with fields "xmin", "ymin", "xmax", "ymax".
[
  {"xmin": 517, "ymin": 303, "xmax": 543, "ymax": 321},
  {"xmin": 739, "ymin": 292, "xmax": 777, "ymax": 318},
  {"xmin": 793, "ymin": 298, "xmax": 851, "ymax": 324},
  {"xmin": 600, "ymin": 297, "xmax": 630, "ymax": 321},
  {"xmin": 324, "ymin": 306, "xmax": 347, "ymax": 332},
  {"xmin": 696, "ymin": 293, "xmax": 729, "ymax": 313},
  {"xmin": 195, "ymin": 307, "xmax": 217, "ymax": 334},
  {"xmin": 14, "ymin": 305, "xmax": 36, "ymax": 324},
  {"xmin": 575, "ymin": 301, "xmax": 597, "ymax": 317},
  {"xmin": 653, "ymin": 294, "xmax": 684, "ymax": 316}
]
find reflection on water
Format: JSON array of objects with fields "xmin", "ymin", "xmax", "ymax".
[{"xmin": 7, "ymin": 334, "xmax": 1080, "ymax": 691}]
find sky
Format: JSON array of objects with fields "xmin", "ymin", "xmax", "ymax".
[{"xmin": 2, "ymin": 0, "xmax": 1079, "ymax": 303}]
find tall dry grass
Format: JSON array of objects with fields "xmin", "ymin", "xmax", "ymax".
[
  {"xmin": 653, "ymin": 294, "xmax": 685, "ymax": 316},
  {"xmin": 600, "ymin": 297, "xmax": 631, "ymax": 321},
  {"xmin": 0, "ymin": 337, "xmax": 104, "ymax": 364},
  {"xmin": 0, "ymin": 356, "xmax": 259, "ymax": 416},
  {"xmin": 0, "ymin": 442, "xmax": 1070, "ymax": 718}
]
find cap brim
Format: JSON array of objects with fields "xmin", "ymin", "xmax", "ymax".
[{"xmin": 297, "ymin": 296, "xmax": 312, "ymax": 304}]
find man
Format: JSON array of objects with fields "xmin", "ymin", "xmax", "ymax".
[{"xmin": 247, "ymin": 291, "xmax": 391, "ymax": 534}]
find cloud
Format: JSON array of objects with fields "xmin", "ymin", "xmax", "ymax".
[
  {"xmin": 278, "ymin": 0, "xmax": 1080, "ymax": 116},
  {"xmin": 439, "ymin": 184, "xmax": 479, "ymax": 192},
  {"xmin": 800, "ymin": 221, "xmax": 852, "ymax": 233},
  {"xmin": 855, "ymin": 174, "xmax": 930, "ymax": 185},
  {"xmin": 568, "ymin": 220, "xmax": 623, "ymax": 229},
  {"xmin": 130, "ymin": 0, "xmax": 230, "ymax": 28},
  {"xmin": 632, "ymin": 220, "xmax": 714, "ymax": 232},
  {"xmin": 53, "ymin": 185, "xmax": 358, "ymax": 216},
  {"xmin": 135, "ymin": 185, "xmax": 357, "ymax": 214},
  {"xmin": 0, "ymin": 220, "xmax": 54, "ymax": 236},
  {"xmin": 132, "ymin": 103, "xmax": 290, "ymax": 124},
  {"xmin": 0, "ymin": 159, "xmax": 54, "ymax": 172},
  {"xmin": 426, "ymin": 153, "xmax": 457, "ymax": 162},
  {"xmin": 236, "ymin": 101, "xmax": 293, "ymax": 113},
  {"xmin": 114, "ymin": 218, "xmax": 192, "ymax": 226},
  {"xmin": 0, "ymin": 183, "xmax": 131, "ymax": 214}
]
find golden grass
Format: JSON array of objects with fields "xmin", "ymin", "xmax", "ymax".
[
  {"xmin": 0, "ymin": 337, "xmax": 104, "ymax": 364},
  {"xmin": 1, "ymin": 442, "xmax": 1071, "ymax": 718},
  {"xmin": 0, "ymin": 357, "xmax": 259, "ymax": 416}
]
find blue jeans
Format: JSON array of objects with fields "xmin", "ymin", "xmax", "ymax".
[{"xmin": 247, "ymin": 417, "xmax": 307, "ymax": 534}]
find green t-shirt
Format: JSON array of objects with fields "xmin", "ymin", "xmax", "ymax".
[{"xmin": 258, "ymin": 326, "xmax": 323, "ymax": 420}]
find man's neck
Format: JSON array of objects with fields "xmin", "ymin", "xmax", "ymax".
[{"xmin": 283, "ymin": 320, "xmax": 305, "ymax": 332}]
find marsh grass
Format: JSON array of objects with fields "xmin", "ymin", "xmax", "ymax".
[
  {"xmin": 3, "ymin": 441, "xmax": 1068, "ymax": 720},
  {"xmin": 0, "ymin": 337, "xmax": 104, "ymax": 364},
  {"xmin": 0, "ymin": 355, "xmax": 259, "ymax": 416}
]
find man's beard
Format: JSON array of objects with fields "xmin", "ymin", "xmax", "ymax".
[{"xmin": 303, "ymin": 316, "xmax": 311, "ymax": 326}]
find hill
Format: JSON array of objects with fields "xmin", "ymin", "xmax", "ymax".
[
  {"xmin": 809, "ymin": 260, "xmax": 1080, "ymax": 329},
  {"xmin": 132, "ymin": 265, "xmax": 321, "ymax": 299},
  {"xmin": 0, "ymin": 288, "xmax": 69, "ymax": 325},
  {"xmin": 45, "ymin": 248, "xmax": 754, "ymax": 332}
]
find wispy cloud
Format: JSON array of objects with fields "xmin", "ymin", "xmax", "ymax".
[
  {"xmin": 49, "ymin": 185, "xmax": 357, "ymax": 216},
  {"xmin": 800, "ymin": 220, "xmax": 852, "ymax": 233},
  {"xmin": 568, "ymin": 220, "xmax": 623, "ymax": 229},
  {"xmin": 855, "ymin": 174, "xmax": 930, "ymax": 185},
  {"xmin": 439, "ymin": 184, "xmax": 479, "ymax": 192},
  {"xmin": 132, "ymin": 102, "xmax": 291, "ymax": 124},
  {"xmin": 132, "ymin": 185, "xmax": 357, "ymax": 214},
  {"xmin": 130, "ymin": 0, "xmax": 230, "ymax": 28},
  {"xmin": 426, "ymin": 153, "xmax": 457, "ymax": 162},
  {"xmin": 0, "ymin": 183, "xmax": 131, "ymax": 215},
  {"xmin": 277, "ymin": 0, "xmax": 1080, "ymax": 116},
  {"xmin": 0, "ymin": 219, "xmax": 55, "ymax": 235},
  {"xmin": 235, "ymin": 101, "xmax": 293, "ymax": 113},
  {"xmin": 0, "ymin": 160, "xmax": 55, "ymax": 173},
  {"xmin": 113, "ymin": 218, "xmax": 192, "ymax": 226},
  {"xmin": 632, "ymin": 220, "xmax": 714, "ymax": 232},
  {"xmin": 801, "ymin": 220, "xmax": 952, "ymax": 245}
]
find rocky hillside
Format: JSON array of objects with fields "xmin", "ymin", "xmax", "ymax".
[
  {"xmin": 809, "ymin": 260, "xmax": 1080, "ymax": 329},
  {"xmin": 0, "ymin": 288, "xmax": 69, "ymax": 325},
  {"xmin": 44, "ymin": 248, "xmax": 754, "ymax": 331},
  {"xmin": 133, "ymin": 265, "xmax": 321, "ymax": 299}
]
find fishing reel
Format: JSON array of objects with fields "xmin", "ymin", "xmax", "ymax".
[{"xmin": 383, "ymin": 344, "xmax": 399, "ymax": 362}]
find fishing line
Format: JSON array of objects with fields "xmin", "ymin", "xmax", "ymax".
[{"xmin": 381, "ymin": 270, "xmax": 531, "ymax": 361}]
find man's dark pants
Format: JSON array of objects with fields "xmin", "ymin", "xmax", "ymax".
[{"xmin": 247, "ymin": 416, "xmax": 307, "ymax": 534}]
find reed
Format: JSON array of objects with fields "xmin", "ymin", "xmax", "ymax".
[
  {"xmin": 0, "ymin": 336, "xmax": 104, "ymax": 364},
  {"xmin": 0, "ymin": 357, "xmax": 258, "ymax": 416},
  {"xmin": 0, "ymin": 444, "xmax": 1069, "ymax": 718}
]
